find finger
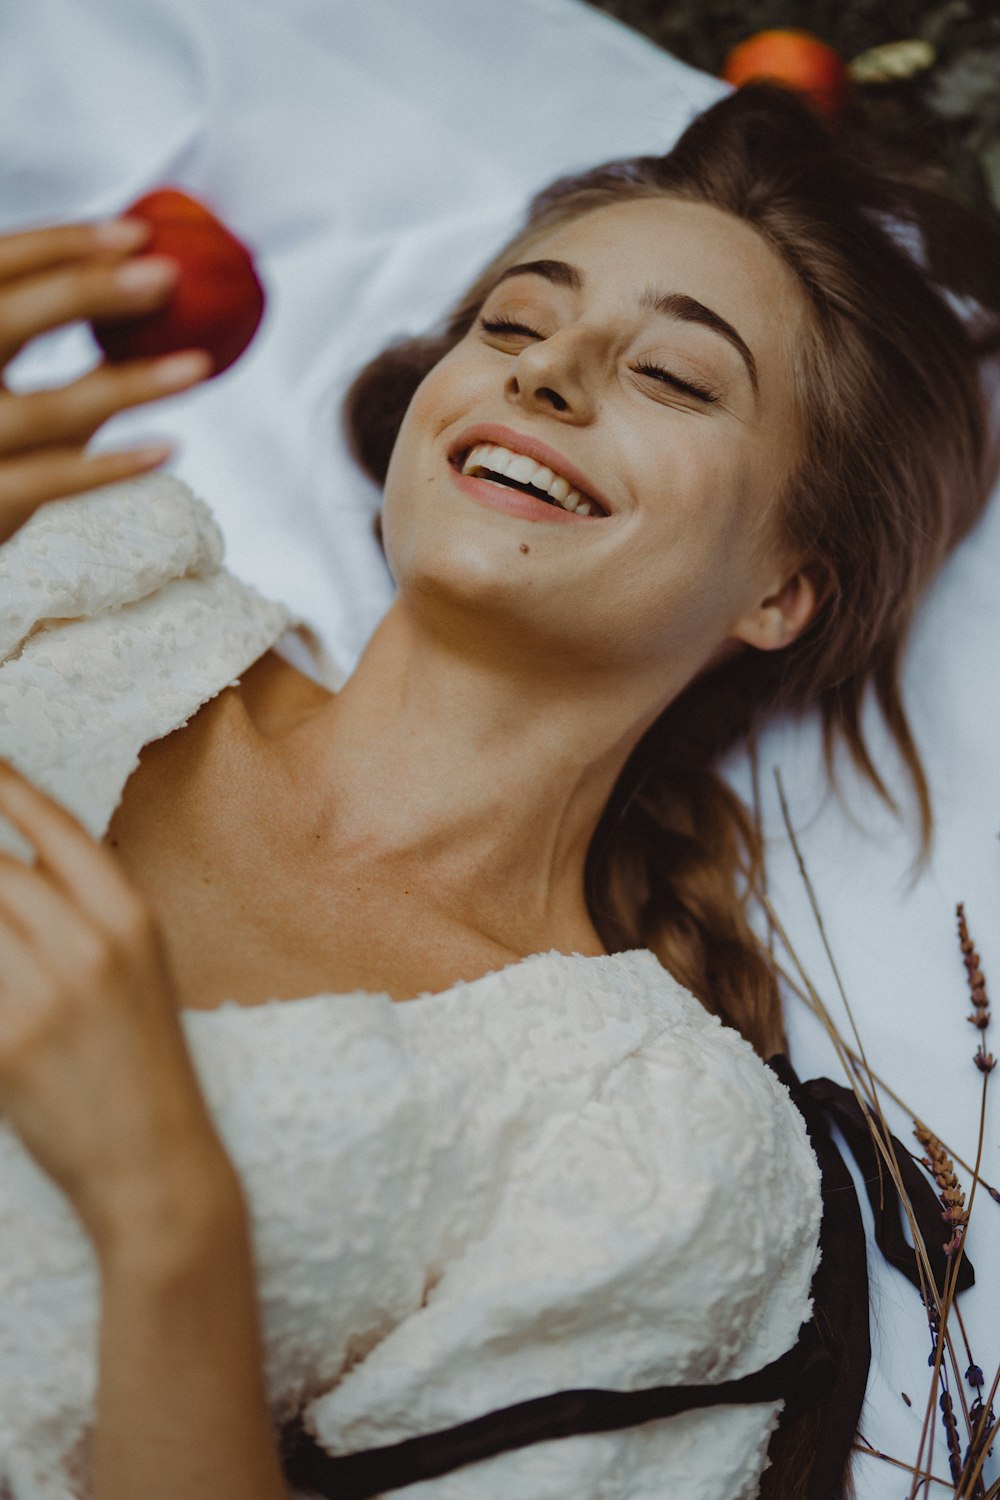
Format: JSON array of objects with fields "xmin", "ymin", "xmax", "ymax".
[
  {"xmin": 0, "ymin": 848, "xmax": 82, "ymax": 951},
  {"xmin": 0, "ymin": 853, "xmax": 124, "ymax": 1007},
  {"xmin": 0, "ymin": 218, "xmax": 149, "ymax": 285},
  {"xmin": 0, "ymin": 913, "xmax": 44, "ymax": 1001},
  {"xmin": 0, "ymin": 254, "xmax": 180, "ymax": 369},
  {"xmin": 0, "ymin": 764, "xmax": 142, "ymax": 934},
  {"xmin": 0, "ymin": 440, "xmax": 174, "ymax": 538},
  {"xmin": 0, "ymin": 350, "xmax": 211, "ymax": 455}
]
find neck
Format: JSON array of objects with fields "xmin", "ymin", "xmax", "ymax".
[{"xmin": 284, "ymin": 600, "xmax": 671, "ymax": 954}]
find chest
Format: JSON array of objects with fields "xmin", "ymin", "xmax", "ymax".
[{"xmin": 102, "ymin": 692, "xmax": 519, "ymax": 1011}]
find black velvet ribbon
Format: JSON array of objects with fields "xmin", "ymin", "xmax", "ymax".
[{"xmin": 278, "ymin": 1059, "xmax": 973, "ymax": 1500}]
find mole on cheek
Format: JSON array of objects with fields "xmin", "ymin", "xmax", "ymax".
[{"xmin": 519, "ymin": 543, "xmax": 530, "ymax": 555}]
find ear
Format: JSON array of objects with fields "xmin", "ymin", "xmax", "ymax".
[{"xmin": 728, "ymin": 561, "xmax": 824, "ymax": 653}]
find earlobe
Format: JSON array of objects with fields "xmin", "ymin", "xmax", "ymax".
[{"xmin": 730, "ymin": 564, "xmax": 822, "ymax": 653}]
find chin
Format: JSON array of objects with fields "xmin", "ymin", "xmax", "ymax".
[
  {"xmin": 381, "ymin": 505, "xmax": 564, "ymax": 665},
  {"xmin": 386, "ymin": 514, "xmax": 528, "ymax": 614}
]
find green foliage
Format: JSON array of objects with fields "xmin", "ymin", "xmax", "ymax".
[{"xmin": 585, "ymin": 0, "xmax": 1000, "ymax": 213}]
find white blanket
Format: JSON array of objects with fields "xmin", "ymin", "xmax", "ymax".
[{"xmin": 2, "ymin": 2, "xmax": 997, "ymax": 1494}]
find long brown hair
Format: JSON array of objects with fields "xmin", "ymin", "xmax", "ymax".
[{"xmin": 342, "ymin": 85, "xmax": 1000, "ymax": 1496}]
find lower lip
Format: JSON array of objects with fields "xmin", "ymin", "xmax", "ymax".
[{"xmin": 447, "ymin": 462, "xmax": 597, "ymax": 524}]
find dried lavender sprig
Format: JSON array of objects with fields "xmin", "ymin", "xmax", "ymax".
[
  {"xmin": 774, "ymin": 955, "xmax": 1000, "ymax": 1198},
  {"xmin": 957, "ymin": 904, "xmax": 995, "ymax": 1075},
  {"xmin": 762, "ymin": 780, "xmax": 992, "ymax": 1495},
  {"xmin": 914, "ymin": 1123, "xmax": 969, "ymax": 1257},
  {"xmin": 942, "ymin": 1385, "xmax": 964, "ymax": 1486}
]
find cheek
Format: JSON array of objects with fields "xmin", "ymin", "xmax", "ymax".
[
  {"xmin": 403, "ymin": 342, "xmax": 485, "ymax": 435},
  {"xmin": 379, "ymin": 368, "xmax": 452, "ymax": 565},
  {"xmin": 384, "ymin": 371, "xmax": 443, "ymax": 488},
  {"xmin": 622, "ymin": 456, "xmax": 763, "ymax": 644},
  {"xmin": 382, "ymin": 350, "xmax": 479, "ymax": 502},
  {"xmin": 638, "ymin": 437, "xmax": 748, "ymax": 562},
  {"xmin": 379, "ymin": 357, "xmax": 525, "ymax": 600}
]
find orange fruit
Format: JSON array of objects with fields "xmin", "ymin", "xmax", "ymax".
[
  {"xmin": 92, "ymin": 188, "xmax": 265, "ymax": 377},
  {"xmin": 722, "ymin": 29, "xmax": 848, "ymax": 121}
]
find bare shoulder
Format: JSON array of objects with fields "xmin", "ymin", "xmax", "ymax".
[{"xmin": 105, "ymin": 648, "xmax": 330, "ymax": 849}]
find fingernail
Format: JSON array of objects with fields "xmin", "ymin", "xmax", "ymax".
[
  {"xmin": 130, "ymin": 441, "xmax": 174, "ymax": 466},
  {"xmin": 154, "ymin": 351, "xmax": 212, "ymax": 388},
  {"xmin": 93, "ymin": 216, "xmax": 148, "ymax": 248},
  {"xmin": 115, "ymin": 256, "xmax": 178, "ymax": 292}
]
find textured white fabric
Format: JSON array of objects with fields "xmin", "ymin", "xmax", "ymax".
[
  {"xmin": 0, "ymin": 476, "xmax": 290, "ymax": 858},
  {"xmin": 0, "ymin": 478, "xmax": 822, "ymax": 1499}
]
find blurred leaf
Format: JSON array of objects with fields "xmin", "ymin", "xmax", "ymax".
[{"xmin": 849, "ymin": 39, "xmax": 935, "ymax": 83}]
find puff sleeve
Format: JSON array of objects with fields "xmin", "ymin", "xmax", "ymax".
[
  {"xmin": 299, "ymin": 991, "xmax": 823, "ymax": 1500},
  {"xmin": 0, "ymin": 474, "xmax": 289, "ymax": 853}
]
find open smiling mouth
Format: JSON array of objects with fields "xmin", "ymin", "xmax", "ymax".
[{"xmin": 451, "ymin": 443, "xmax": 609, "ymax": 517}]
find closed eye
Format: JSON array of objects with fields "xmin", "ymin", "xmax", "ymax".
[
  {"xmin": 477, "ymin": 316, "xmax": 721, "ymax": 405},
  {"xmin": 632, "ymin": 360, "xmax": 721, "ymax": 405},
  {"xmin": 479, "ymin": 315, "xmax": 542, "ymax": 339}
]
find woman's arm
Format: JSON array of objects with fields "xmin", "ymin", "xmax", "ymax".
[
  {"xmin": 93, "ymin": 1165, "xmax": 291, "ymax": 1500},
  {"xmin": 0, "ymin": 217, "xmax": 288, "ymax": 1497},
  {"xmin": 0, "ymin": 764, "xmax": 292, "ymax": 1499}
]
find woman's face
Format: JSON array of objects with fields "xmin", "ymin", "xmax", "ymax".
[{"xmin": 381, "ymin": 194, "xmax": 813, "ymax": 692}]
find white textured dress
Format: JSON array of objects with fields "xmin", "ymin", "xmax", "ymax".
[{"xmin": 0, "ymin": 476, "xmax": 823, "ymax": 1500}]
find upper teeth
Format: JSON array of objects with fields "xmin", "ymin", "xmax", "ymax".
[{"xmin": 460, "ymin": 443, "xmax": 598, "ymax": 515}]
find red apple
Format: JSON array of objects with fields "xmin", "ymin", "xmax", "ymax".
[
  {"xmin": 92, "ymin": 187, "xmax": 265, "ymax": 377},
  {"xmin": 722, "ymin": 30, "xmax": 848, "ymax": 122}
]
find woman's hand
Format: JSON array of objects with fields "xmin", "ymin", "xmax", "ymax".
[
  {"xmin": 0, "ymin": 216, "xmax": 212, "ymax": 544},
  {"xmin": 0, "ymin": 758, "xmax": 236, "ymax": 1262}
]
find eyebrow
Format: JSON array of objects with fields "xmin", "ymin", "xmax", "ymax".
[{"xmin": 489, "ymin": 259, "xmax": 759, "ymax": 397}]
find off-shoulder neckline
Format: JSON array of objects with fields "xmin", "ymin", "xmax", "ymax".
[{"xmin": 184, "ymin": 946, "xmax": 677, "ymax": 1021}]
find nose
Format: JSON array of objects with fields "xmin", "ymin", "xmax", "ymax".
[{"xmin": 504, "ymin": 331, "xmax": 596, "ymax": 422}]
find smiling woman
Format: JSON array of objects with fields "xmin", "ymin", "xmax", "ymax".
[
  {"xmin": 0, "ymin": 80, "xmax": 998, "ymax": 1500},
  {"xmin": 339, "ymin": 81, "xmax": 1000, "ymax": 1496},
  {"xmin": 380, "ymin": 190, "xmax": 810, "ymax": 690},
  {"xmin": 345, "ymin": 82, "xmax": 997, "ymax": 1047}
]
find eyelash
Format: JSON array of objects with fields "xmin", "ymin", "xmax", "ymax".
[{"xmin": 477, "ymin": 315, "xmax": 721, "ymax": 405}]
